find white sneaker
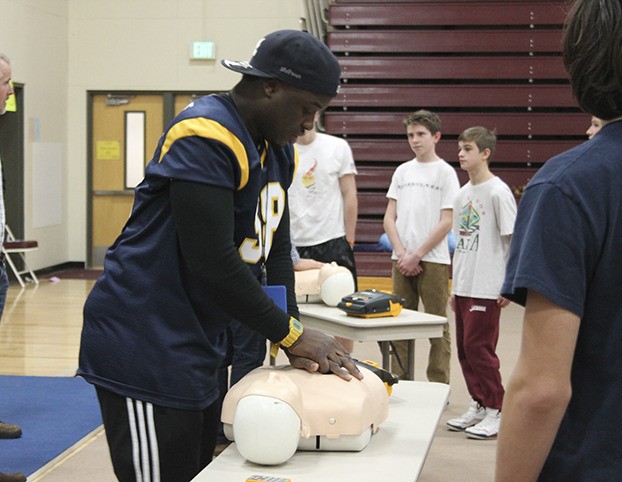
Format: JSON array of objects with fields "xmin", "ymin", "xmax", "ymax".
[
  {"xmin": 446, "ymin": 399, "xmax": 485, "ymax": 431},
  {"xmin": 465, "ymin": 408, "xmax": 500, "ymax": 440}
]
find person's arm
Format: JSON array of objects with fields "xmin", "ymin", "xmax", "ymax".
[
  {"xmin": 291, "ymin": 243, "xmax": 301, "ymax": 267},
  {"xmin": 497, "ymin": 234, "xmax": 513, "ymax": 308},
  {"xmin": 294, "ymin": 258, "xmax": 325, "ymax": 271},
  {"xmin": 383, "ymin": 198, "xmax": 420, "ymax": 276},
  {"xmin": 291, "ymin": 241, "xmax": 324, "ymax": 270},
  {"xmin": 339, "ymin": 173, "xmax": 358, "ymax": 247},
  {"xmin": 397, "ymin": 208, "xmax": 453, "ymax": 276},
  {"xmin": 171, "ymin": 181, "xmax": 362, "ymax": 381},
  {"xmin": 171, "ymin": 181, "xmax": 289, "ymax": 340},
  {"xmin": 383, "ymin": 198, "xmax": 406, "ymax": 257},
  {"xmin": 495, "ymin": 290, "xmax": 579, "ymax": 481}
]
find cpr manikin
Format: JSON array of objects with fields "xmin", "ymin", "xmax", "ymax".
[
  {"xmin": 221, "ymin": 364, "xmax": 391, "ymax": 465},
  {"xmin": 295, "ymin": 262, "xmax": 355, "ymax": 306}
]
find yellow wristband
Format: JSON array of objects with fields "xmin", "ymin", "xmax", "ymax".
[
  {"xmin": 270, "ymin": 317, "xmax": 304, "ymax": 358},
  {"xmin": 280, "ymin": 317, "xmax": 304, "ymax": 348}
]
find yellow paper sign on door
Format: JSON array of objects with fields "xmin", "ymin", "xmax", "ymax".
[{"xmin": 96, "ymin": 140, "xmax": 120, "ymax": 160}]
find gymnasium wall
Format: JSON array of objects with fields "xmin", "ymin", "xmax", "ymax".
[{"xmin": 0, "ymin": 0, "xmax": 304, "ymax": 269}]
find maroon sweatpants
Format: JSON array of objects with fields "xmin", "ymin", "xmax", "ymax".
[{"xmin": 454, "ymin": 296, "xmax": 504, "ymax": 410}]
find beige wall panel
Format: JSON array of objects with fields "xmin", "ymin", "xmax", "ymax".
[{"xmin": 0, "ymin": 0, "xmax": 69, "ymax": 270}]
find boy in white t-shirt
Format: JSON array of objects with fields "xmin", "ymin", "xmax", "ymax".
[
  {"xmin": 384, "ymin": 110, "xmax": 460, "ymax": 383},
  {"xmin": 290, "ymin": 122, "xmax": 358, "ymax": 279},
  {"xmin": 446, "ymin": 126, "xmax": 517, "ymax": 440},
  {"xmin": 291, "ymin": 119, "xmax": 358, "ymax": 353}
]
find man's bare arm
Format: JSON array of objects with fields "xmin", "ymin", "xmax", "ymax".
[{"xmin": 496, "ymin": 290, "xmax": 580, "ymax": 481}]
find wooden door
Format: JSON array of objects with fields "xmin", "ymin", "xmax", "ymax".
[{"xmin": 90, "ymin": 94, "xmax": 163, "ymax": 267}]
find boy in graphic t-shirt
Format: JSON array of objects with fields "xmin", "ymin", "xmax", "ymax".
[{"xmin": 446, "ymin": 126, "xmax": 516, "ymax": 440}]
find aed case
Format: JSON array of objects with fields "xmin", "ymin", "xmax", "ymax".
[{"xmin": 338, "ymin": 290, "xmax": 404, "ymax": 318}]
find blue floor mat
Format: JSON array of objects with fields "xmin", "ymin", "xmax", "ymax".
[{"xmin": 0, "ymin": 375, "xmax": 102, "ymax": 475}]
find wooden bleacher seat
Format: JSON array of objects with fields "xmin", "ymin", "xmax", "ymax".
[
  {"xmin": 355, "ymin": 166, "xmax": 393, "ymax": 191},
  {"xmin": 329, "ymin": 2, "xmax": 566, "ymax": 27},
  {"xmin": 328, "ymin": 29, "xmax": 563, "ymax": 54},
  {"xmin": 348, "ymin": 139, "xmax": 581, "ymax": 165},
  {"xmin": 354, "ymin": 251, "xmax": 392, "ymax": 278},
  {"xmin": 332, "ymin": 85, "xmax": 577, "ymax": 110},
  {"xmin": 356, "ymin": 218, "xmax": 385, "ymax": 245},
  {"xmin": 325, "ymin": 112, "xmax": 589, "ymax": 137},
  {"xmin": 2, "ymin": 225, "xmax": 39, "ymax": 288},
  {"xmin": 358, "ymin": 192, "xmax": 388, "ymax": 217},
  {"xmin": 322, "ymin": 0, "xmax": 573, "ymax": 277},
  {"xmin": 337, "ymin": 56, "xmax": 568, "ymax": 81}
]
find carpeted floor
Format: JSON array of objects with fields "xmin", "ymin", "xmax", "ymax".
[{"xmin": 0, "ymin": 376, "xmax": 102, "ymax": 476}]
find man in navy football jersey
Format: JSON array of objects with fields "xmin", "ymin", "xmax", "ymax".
[{"xmin": 78, "ymin": 30, "xmax": 362, "ymax": 482}]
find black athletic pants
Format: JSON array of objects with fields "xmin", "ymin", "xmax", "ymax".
[
  {"xmin": 96, "ymin": 387, "xmax": 219, "ymax": 482},
  {"xmin": 297, "ymin": 236, "xmax": 358, "ymax": 290}
]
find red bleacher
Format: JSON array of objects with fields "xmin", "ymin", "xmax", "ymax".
[{"xmin": 321, "ymin": 0, "xmax": 580, "ymax": 277}]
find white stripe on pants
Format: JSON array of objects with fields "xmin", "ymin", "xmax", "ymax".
[{"xmin": 126, "ymin": 398, "xmax": 161, "ymax": 482}]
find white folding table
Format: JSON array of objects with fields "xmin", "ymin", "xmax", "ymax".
[
  {"xmin": 296, "ymin": 303, "xmax": 447, "ymax": 380},
  {"xmin": 192, "ymin": 381, "xmax": 450, "ymax": 482}
]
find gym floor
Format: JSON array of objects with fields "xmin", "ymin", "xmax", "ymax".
[{"xmin": 1, "ymin": 277, "xmax": 523, "ymax": 480}]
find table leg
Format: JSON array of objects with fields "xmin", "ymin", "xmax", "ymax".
[
  {"xmin": 380, "ymin": 341, "xmax": 390, "ymax": 372},
  {"xmin": 381, "ymin": 341, "xmax": 415, "ymax": 380},
  {"xmin": 406, "ymin": 339, "xmax": 416, "ymax": 381}
]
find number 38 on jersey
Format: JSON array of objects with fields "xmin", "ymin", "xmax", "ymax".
[{"xmin": 238, "ymin": 181, "xmax": 286, "ymax": 264}]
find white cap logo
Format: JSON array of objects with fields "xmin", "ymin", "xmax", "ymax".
[
  {"xmin": 252, "ymin": 37, "xmax": 266, "ymax": 57},
  {"xmin": 222, "ymin": 59, "xmax": 253, "ymax": 71}
]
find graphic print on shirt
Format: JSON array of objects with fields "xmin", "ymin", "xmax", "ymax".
[
  {"xmin": 457, "ymin": 200, "xmax": 480, "ymax": 252},
  {"xmin": 238, "ymin": 181, "xmax": 286, "ymax": 264},
  {"xmin": 301, "ymin": 160, "xmax": 318, "ymax": 190}
]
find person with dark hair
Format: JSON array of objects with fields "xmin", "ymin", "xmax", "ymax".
[
  {"xmin": 0, "ymin": 52, "xmax": 27, "ymax": 482},
  {"xmin": 496, "ymin": 0, "xmax": 622, "ymax": 479},
  {"xmin": 383, "ymin": 109, "xmax": 460, "ymax": 383},
  {"xmin": 78, "ymin": 30, "xmax": 362, "ymax": 482},
  {"xmin": 586, "ymin": 115, "xmax": 602, "ymax": 139}
]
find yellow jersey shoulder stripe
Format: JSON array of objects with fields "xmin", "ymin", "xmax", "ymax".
[{"xmin": 158, "ymin": 118, "xmax": 249, "ymax": 190}]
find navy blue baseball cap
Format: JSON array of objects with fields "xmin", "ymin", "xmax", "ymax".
[{"xmin": 221, "ymin": 30, "xmax": 341, "ymax": 97}]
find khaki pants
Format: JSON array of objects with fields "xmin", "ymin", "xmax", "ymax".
[{"xmin": 390, "ymin": 261, "xmax": 450, "ymax": 384}]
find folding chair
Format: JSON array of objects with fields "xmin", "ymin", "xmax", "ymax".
[{"xmin": 2, "ymin": 225, "xmax": 39, "ymax": 288}]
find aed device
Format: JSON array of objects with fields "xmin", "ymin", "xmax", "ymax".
[
  {"xmin": 337, "ymin": 290, "xmax": 405, "ymax": 318},
  {"xmin": 356, "ymin": 359, "xmax": 399, "ymax": 396}
]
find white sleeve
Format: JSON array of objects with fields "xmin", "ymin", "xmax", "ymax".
[{"xmin": 337, "ymin": 139, "xmax": 357, "ymax": 177}]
